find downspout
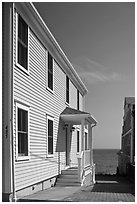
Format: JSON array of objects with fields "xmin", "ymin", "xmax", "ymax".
[{"xmin": 10, "ymin": 3, "xmax": 16, "ymax": 201}]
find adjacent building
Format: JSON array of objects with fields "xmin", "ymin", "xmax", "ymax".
[
  {"xmin": 118, "ymin": 97, "xmax": 135, "ymax": 179},
  {"xmin": 2, "ymin": 3, "xmax": 97, "ymax": 201}
]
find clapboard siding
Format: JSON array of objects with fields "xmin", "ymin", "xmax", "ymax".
[{"xmin": 13, "ymin": 8, "xmax": 84, "ymax": 191}]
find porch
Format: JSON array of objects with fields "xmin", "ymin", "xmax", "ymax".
[{"xmin": 58, "ymin": 107, "xmax": 97, "ymax": 186}]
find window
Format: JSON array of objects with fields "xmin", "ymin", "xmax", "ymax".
[
  {"xmin": 16, "ymin": 103, "xmax": 29, "ymax": 159},
  {"xmin": 47, "ymin": 116, "xmax": 54, "ymax": 155},
  {"xmin": 17, "ymin": 14, "xmax": 28, "ymax": 70},
  {"xmin": 77, "ymin": 131, "xmax": 80, "ymax": 152},
  {"xmin": 77, "ymin": 90, "xmax": 79, "ymax": 110},
  {"xmin": 66, "ymin": 76, "xmax": 69, "ymax": 104},
  {"xmin": 85, "ymin": 132, "xmax": 88, "ymax": 150},
  {"xmin": 48, "ymin": 52, "xmax": 53, "ymax": 91}
]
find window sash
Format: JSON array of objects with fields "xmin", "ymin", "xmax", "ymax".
[
  {"xmin": 48, "ymin": 118, "xmax": 53, "ymax": 155},
  {"xmin": 85, "ymin": 132, "xmax": 88, "ymax": 150},
  {"xmin": 77, "ymin": 90, "xmax": 79, "ymax": 110},
  {"xmin": 17, "ymin": 14, "xmax": 28, "ymax": 70},
  {"xmin": 48, "ymin": 53, "xmax": 53, "ymax": 90},
  {"xmin": 66, "ymin": 76, "xmax": 69, "ymax": 103},
  {"xmin": 77, "ymin": 131, "xmax": 80, "ymax": 152},
  {"xmin": 17, "ymin": 105, "xmax": 29, "ymax": 158}
]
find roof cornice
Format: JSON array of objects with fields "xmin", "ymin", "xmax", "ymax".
[{"xmin": 14, "ymin": 2, "xmax": 88, "ymax": 96}]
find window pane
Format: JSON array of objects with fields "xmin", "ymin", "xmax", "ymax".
[
  {"xmin": 48, "ymin": 136, "xmax": 53, "ymax": 154},
  {"xmin": 77, "ymin": 90, "xmax": 79, "ymax": 110},
  {"xmin": 18, "ymin": 15, "xmax": 28, "ymax": 45},
  {"xmin": 18, "ymin": 108, "xmax": 28, "ymax": 132},
  {"xmin": 48, "ymin": 72, "xmax": 53, "ymax": 90},
  {"xmin": 48, "ymin": 53, "xmax": 53, "ymax": 90},
  {"xmin": 48, "ymin": 119, "xmax": 53, "ymax": 154},
  {"xmin": 77, "ymin": 131, "xmax": 79, "ymax": 152},
  {"xmin": 18, "ymin": 132, "xmax": 28, "ymax": 156},
  {"xmin": 66, "ymin": 76, "xmax": 69, "ymax": 103},
  {"xmin": 48, "ymin": 119, "xmax": 53, "ymax": 136},
  {"xmin": 85, "ymin": 133, "xmax": 88, "ymax": 150},
  {"xmin": 18, "ymin": 42, "xmax": 28, "ymax": 69},
  {"xmin": 18, "ymin": 14, "xmax": 28, "ymax": 70}
]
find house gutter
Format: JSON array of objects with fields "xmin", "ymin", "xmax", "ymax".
[{"xmin": 10, "ymin": 3, "xmax": 16, "ymax": 202}]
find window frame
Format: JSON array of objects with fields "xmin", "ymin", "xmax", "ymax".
[
  {"xmin": 77, "ymin": 90, "xmax": 79, "ymax": 110},
  {"xmin": 47, "ymin": 52, "xmax": 54, "ymax": 93},
  {"xmin": 47, "ymin": 115, "xmax": 54, "ymax": 157},
  {"xmin": 85, "ymin": 132, "xmax": 88, "ymax": 150},
  {"xmin": 16, "ymin": 12, "xmax": 29, "ymax": 74},
  {"xmin": 16, "ymin": 103, "xmax": 30, "ymax": 161},
  {"xmin": 66, "ymin": 76, "xmax": 69, "ymax": 104},
  {"xmin": 77, "ymin": 130, "xmax": 80, "ymax": 153}
]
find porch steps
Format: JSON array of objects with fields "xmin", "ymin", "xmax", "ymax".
[{"xmin": 56, "ymin": 167, "xmax": 81, "ymax": 187}]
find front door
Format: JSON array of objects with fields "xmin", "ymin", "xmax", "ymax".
[{"xmin": 66, "ymin": 127, "xmax": 70, "ymax": 166}]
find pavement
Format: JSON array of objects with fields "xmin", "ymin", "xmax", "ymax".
[{"xmin": 18, "ymin": 175, "xmax": 135, "ymax": 202}]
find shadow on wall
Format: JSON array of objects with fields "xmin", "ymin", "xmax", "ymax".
[{"xmin": 55, "ymin": 118, "xmax": 73, "ymax": 173}]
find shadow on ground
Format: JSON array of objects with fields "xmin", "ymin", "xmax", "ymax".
[{"xmin": 92, "ymin": 175, "xmax": 135, "ymax": 196}]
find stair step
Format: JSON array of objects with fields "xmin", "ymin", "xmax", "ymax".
[
  {"xmin": 59, "ymin": 174, "xmax": 77, "ymax": 179},
  {"xmin": 57, "ymin": 178, "xmax": 78, "ymax": 183},
  {"xmin": 61, "ymin": 169, "xmax": 78, "ymax": 175},
  {"xmin": 56, "ymin": 182, "xmax": 80, "ymax": 187}
]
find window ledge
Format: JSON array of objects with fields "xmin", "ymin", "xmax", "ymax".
[
  {"xmin": 65, "ymin": 102, "xmax": 70, "ymax": 107},
  {"xmin": 47, "ymin": 154, "xmax": 54, "ymax": 158},
  {"xmin": 15, "ymin": 63, "xmax": 29, "ymax": 76},
  {"xmin": 16, "ymin": 156, "xmax": 30, "ymax": 162},
  {"xmin": 46, "ymin": 86, "xmax": 54, "ymax": 94}
]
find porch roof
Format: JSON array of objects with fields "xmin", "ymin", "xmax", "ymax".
[{"xmin": 60, "ymin": 107, "xmax": 97, "ymax": 125}]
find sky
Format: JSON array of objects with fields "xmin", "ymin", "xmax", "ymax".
[{"xmin": 34, "ymin": 2, "xmax": 135, "ymax": 149}]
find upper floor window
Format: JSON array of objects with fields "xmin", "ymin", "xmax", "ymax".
[
  {"xmin": 16, "ymin": 103, "xmax": 29, "ymax": 159},
  {"xmin": 77, "ymin": 90, "xmax": 79, "ymax": 110},
  {"xmin": 17, "ymin": 14, "xmax": 28, "ymax": 70},
  {"xmin": 66, "ymin": 76, "xmax": 69, "ymax": 104},
  {"xmin": 47, "ymin": 116, "xmax": 54, "ymax": 156},
  {"xmin": 48, "ymin": 52, "xmax": 53, "ymax": 91}
]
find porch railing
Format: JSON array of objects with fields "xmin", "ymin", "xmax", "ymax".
[
  {"xmin": 84, "ymin": 150, "xmax": 90, "ymax": 167},
  {"xmin": 77, "ymin": 150, "xmax": 91, "ymax": 184}
]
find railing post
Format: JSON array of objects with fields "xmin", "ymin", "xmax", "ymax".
[{"xmin": 77, "ymin": 156, "xmax": 82, "ymax": 183}]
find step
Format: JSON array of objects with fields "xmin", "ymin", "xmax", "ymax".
[
  {"xmin": 59, "ymin": 174, "xmax": 78, "ymax": 179},
  {"xmin": 61, "ymin": 169, "xmax": 78, "ymax": 175},
  {"xmin": 57, "ymin": 177, "xmax": 78, "ymax": 183},
  {"xmin": 56, "ymin": 181, "xmax": 81, "ymax": 187}
]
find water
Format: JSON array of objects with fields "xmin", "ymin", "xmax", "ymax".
[{"xmin": 93, "ymin": 149, "xmax": 119, "ymax": 175}]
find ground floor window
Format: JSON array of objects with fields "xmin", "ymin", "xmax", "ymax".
[
  {"xmin": 85, "ymin": 132, "xmax": 88, "ymax": 150},
  {"xmin": 47, "ymin": 115, "xmax": 54, "ymax": 156},
  {"xmin": 16, "ymin": 103, "xmax": 29, "ymax": 159},
  {"xmin": 77, "ymin": 130, "xmax": 80, "ymax": 152}
]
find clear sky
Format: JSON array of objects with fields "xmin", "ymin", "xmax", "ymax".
[{"xmin": 34, "ymin": 2, "xmax": 135, "ymax": 149}]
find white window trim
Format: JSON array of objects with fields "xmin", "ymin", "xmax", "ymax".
[
  {"xmin": 66, "ymin": 75, "xmax": 70, "ymax": 105},
  {"xmin": 16, "ymin": 12, "xmax": 29, "ymax": 75},
  {"xmin": 47, "ymin": 52, "xmax": 54, "ymax": 94},
  {"xmin": 85, "ymin": 132, "xmax": 89, "ymax": 150},
  {"xmin": 47, "ymin": 115, "xmax": 54, "ymax": 157},
  {"xmin": 77, "ymin": 129, "xmax": 80, "ymax": 153},
  {"xmin": 16, "ymin": 103, "xmax": 30, "ymax": 161}
]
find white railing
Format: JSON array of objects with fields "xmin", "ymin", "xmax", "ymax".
[
  {"xmin": 77, "ymin": 150, "xmax": 91, "ymax": 184},
  {"xmin": 84, "ymin": 150, "xmax": 90, "ymax": 167},
  {"xmin": 77, "ymin": 151, "xmax": 84, "ymax": 183}
]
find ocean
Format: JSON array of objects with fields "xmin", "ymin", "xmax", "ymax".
[{"xmin": 93, "ymin": 149, "xmax": 120, "ymax": 175}]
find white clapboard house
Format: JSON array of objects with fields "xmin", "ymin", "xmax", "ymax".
[{"xmin": 2, "ymin": 2, "xmax": 97, "ymax": 201}]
